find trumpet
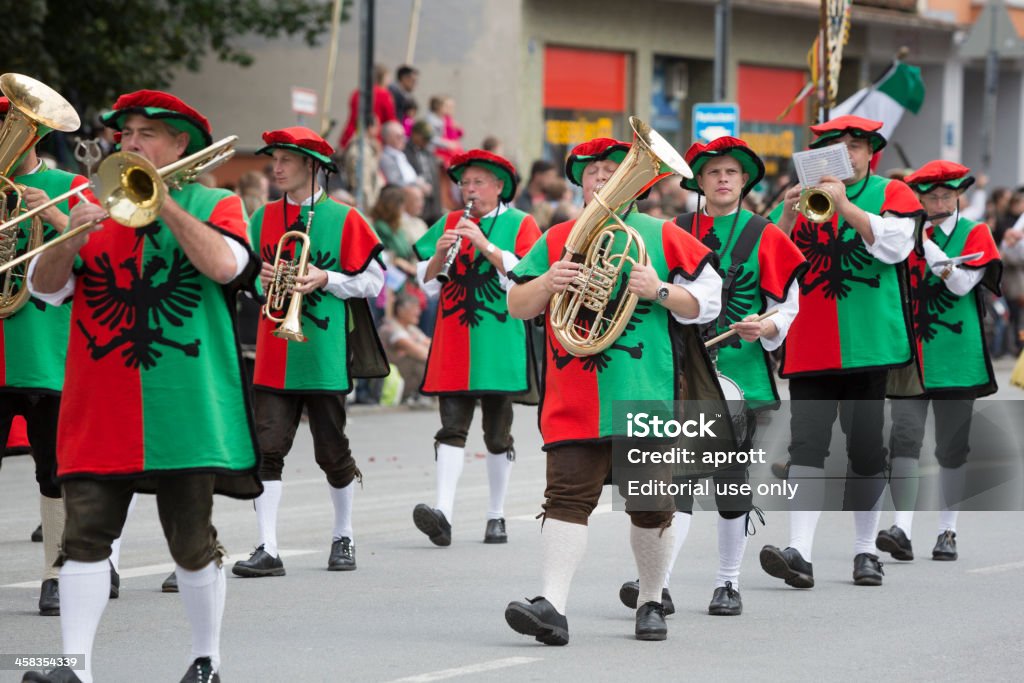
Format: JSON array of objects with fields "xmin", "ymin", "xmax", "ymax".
[
  {"xmin": 263, "ymin": 201, "xmax": 316, "ymax": 343},
  {"xmin": 796, "ymin": 186, "xmax": 836, "ymax": 223},
  {"xmin": 436, "ymin": 199, "xmax": 473, "ymax": 284},
  {"xmin": 0, "ymin": 136, "xmax": 237, "ymax": 277}
]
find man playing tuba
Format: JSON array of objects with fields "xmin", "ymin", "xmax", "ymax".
[
  {"xmin": 236, "ymin": 126, "xmax": 386, "ymax": 578},
  {"xmin": 503, "ymin": 136, "xmax": 723, "ymax": 645}
]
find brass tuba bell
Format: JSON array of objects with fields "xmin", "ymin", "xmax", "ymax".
[
  {"xmin": 0, "ymin": 73, "xmax": 81, "ymax": 318},
  {"xmin": 549, "ymin": 116, "xmax": 692, "ymax": 357}
]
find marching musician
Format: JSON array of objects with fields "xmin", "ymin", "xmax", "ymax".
[
  {"xmin": 503, "ymin": 137, "xmax": 723, "ymax": 644},
  {"xmin": 759, "ymin": 115, "xmax": 924, "ymax": 590},
  {"xmin": 25, "ymin": 90, "xmax": 260, "ymax": 683},
  {"xmin": 876, "ymin": 161, "xmax": 1001, "ymax": 563},
  {"xmin": 411, "ymin": 149, "xmax": 541, "ymax": 547},
  {"xmin": 0, "ymin": 96, "xmax": 93, "ymax": 617},
  {"xmin": 233, "ymin": 126, "xmax": 386, "ymax": 578},
  {"xmin": 619, "ymin": 137, "xmax": 807, "ymax": 618}
]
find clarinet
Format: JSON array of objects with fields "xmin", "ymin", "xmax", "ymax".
[{"xmin": 436, "ymin": 199, "xmax": 474, "ymax": 284}]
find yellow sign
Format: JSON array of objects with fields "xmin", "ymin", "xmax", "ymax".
[
  {"xmin": 545, "ymin": 117, "xmax": 614, "ymax": 145},
  {"xmin": 742, "ymin": 130, "xmax": 796, "ymax": 159}
]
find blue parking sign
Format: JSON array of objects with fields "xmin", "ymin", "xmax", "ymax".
[{"xmin": 692, "ymin": 103, "xmax": 740, "ymax": 142}]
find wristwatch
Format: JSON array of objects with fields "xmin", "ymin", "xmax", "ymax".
[
  {"xmin": 656, "ymin": 282, "xmax": 670, "ymax": 302},
  {"xmin": 485, "ymin": 242, "xmax": 497, "ymax": 255}
]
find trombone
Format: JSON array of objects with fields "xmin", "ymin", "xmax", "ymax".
[{"xmin": 0, "ymin": 135, "xmax": 237, "ymax": 276}]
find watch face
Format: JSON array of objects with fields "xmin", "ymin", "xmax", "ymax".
[{"xmin": 657, "ymin": 285, "xmax": 669, "ymax": 300}]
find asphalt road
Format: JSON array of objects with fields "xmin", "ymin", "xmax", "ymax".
[{"xmin": 2, "ymin": 358, "xmax": 1023, "ymax": 682}]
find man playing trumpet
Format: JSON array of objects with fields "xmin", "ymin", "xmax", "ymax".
[
  {"xmin": 235, "ymin": 126, "xmax": 385, "ymax": 578},
  {"xmin": 760, "ymin": 115, "xmax": 924, "ymax": 590},
  {"xmin": 411, "ymin": 149, "xmax": 541, "ymax": 547},
  {"xmin": 25, "ymin": 90, "xmax": 260, "ymax": 683}
]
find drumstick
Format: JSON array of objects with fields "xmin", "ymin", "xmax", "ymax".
[{"xmin": 704, "ymin": 309, "xmax": 780, "ymax": 348}]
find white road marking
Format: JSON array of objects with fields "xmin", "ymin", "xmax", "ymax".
[
  {"xmin": 386, "ymin": 656, "xmax": 542, "ymax": 682},
  {"xmin": 966, "ymin": 560, "xmax": 1024, "ymax": 575}
]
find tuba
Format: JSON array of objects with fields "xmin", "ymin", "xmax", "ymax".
[
  {"xmin": 549, "ymin": 117, "xmax": 692, "ymax": 357},
  {"xmin": 0, "ymin": 136, "xmax": 237, "ymax": 277},
  {"xmin": 0, "ymin": 74, "xmax": 81, "ymax": 318}
]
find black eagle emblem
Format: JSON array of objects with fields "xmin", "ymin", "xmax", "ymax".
[
  {"xmin": 713, "ymin": 268, "xmax": 758, "ymax": 349},
  {"xmin": 550, "ymin": 299, "xmax": 650, "ymax": 372},
  {"xmin": 76, "ymin": 251, "xmax": 202, "ymax": 369},
  {"xmin": 795, "ymin": 220, "xmax": 879, "ymax": 300},
  {"xmin": 440, "ymin": 250, "xmax": 508, "ymax": 328},
  {"xmin": 699, "ymin": 228, "xmax": 723, "ymax": 253},
  {"xmin": 261, "ymin": 241, "xmax": 333, "ymax": 332},
  {"xmin": 909, "ymin": 263, "xmax": 962, "ymax": 342}
]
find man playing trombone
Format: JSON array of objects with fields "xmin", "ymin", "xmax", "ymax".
[
  {"xmin": 25, "ymin": 90, "xmax": 260, "ymax": 683},
  {"xmin": 234, "ymin": 126, "xmax": 385, "ymax": 578}
]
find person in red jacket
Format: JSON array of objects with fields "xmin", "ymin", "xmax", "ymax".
[{"xmin": 338, "ymin": 64, "xmax": 398, "ymax": 149}]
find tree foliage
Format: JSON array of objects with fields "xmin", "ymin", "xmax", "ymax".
[{"xmin": 4, "ymin": 0, "xmax": 351, "ymax": 125}]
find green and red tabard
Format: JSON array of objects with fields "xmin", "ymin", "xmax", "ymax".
[
  {"xmin": 0, "ymin": 165, "xmax": 90, "ymax": 394},
  {"xmin": 509, "ymin": 212, "xmax": 717, "ymax": 450},
  {"xmin": 57, "ymin": 183, "xmax": 261, "ymax": 498},
  {"xmin": 414, "ymin": 207, "xmax": 541, "ymax": 397},
  {"xmin": 250, "ymin": 195, "xmax": 383, "ymax": 393},
  {"xmin": 677, "ymin": 210, "xmax": 807, "ymax": 409},
  {"xmin": 908, "ymin": 217, "xmax": 1001, "ymax": 395},
  {"xmin": 771, "ymin": 174, "xmax": 922, "ymax": 376}
]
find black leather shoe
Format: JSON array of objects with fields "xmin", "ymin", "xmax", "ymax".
[
  {"xmin": 328, "ymin": 537, "xmax": 356, "ymax": 571},
  {"xmin": 109, "ymin": 560, "xmax": 120, "ymax": 599},
  {"xmin": 484, "ymin": 518, "xmax": 507, "ymax": 544},
  {"xmin": 162, "ymin": 571, "xmax": 178, "ymax": 593},
  {"xmin": 505, "ymin": 596, "xmax": 569, "ymax": 646},
  {"xmin": 759, "ymin": 545, "xmax": 814, "ymax": 588},
  {"xmin": 21, "ymin": 666, "xmax": 82, "ymax": 682},
  {"xmin": 932, "ymin": 529, "xmax": 958, "ymax": 561},
  {"xmin": 875, "ymin": 525, "xmax": 914, "ymax": 561},
  {"xmin": 179, "ymin": 656, "xmax": 220, "ymax": 683},
  {"xmin": 618, "ymin": 579, "xmax": 675, "ymax": 615},
  {"xmin": 31, "ymin": 523, "xmax": 43, "ymax": 542},
  {"xmin": 38, "ymin": 578, "xmax": 59, "ymax": 616},
  {"xmin": 232, "ymin": 544, "xmax": 286, "ymax": 577},
  {"xmin": 853, "ymin": 552, "xmax": 884, "ymax": 586},
  {"xmin": 412, "ymin": 504, "xmax": 451, "ymax": 547},
  {"xmin": 771, "ymin": 461, "xmax": 791, "ymax": 480},
  {"xmin": 635, "ymin": 601, "xmax": 667, "ymax": 641},
  {"xmin": 708, "ymin": 581, "xmax": 742, "ymax": 616}
]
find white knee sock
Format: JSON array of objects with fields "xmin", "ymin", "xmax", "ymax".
[
  {"xmin": 788, "ymin": 465, "xmax": 825, "ymax": 561},
  {"xmin": 40, "ymin": 495, "xmax": 65, "ymax": 581},
  {"xmin": 662, "ymin": 511, "xmax": 692, "ymax": 589},
  {"xmin": 329, "ymin": 481, "xmax": 354, "ymax": 542},
  {"xmin": 109, "ymin": 493, "xmax": 138, "ymax": 572},
  {"xmin": 435, "ymin": 444, "xmax": 464, "ymax": 522},
  {"xmin": 717, "ymin": 515, "xmax": 748, "ymax": 590},
  {"xmin": 850, "ymin": 472, "xmax": 885, "ymax": 555},
  {"xmin": 485, "ymin": 450, "xmax": 513, "ymax": 520},
  {"xmin": 938, "ymin": 464, "xmax": 966, "ymax": 533},
  {"xmin": 59, "ymin": 560, "xmax": 111, "ymax": 683},
  {"xmin": 540, "ymin": 518, "xmax": 587, "ymax": 614},
  {"xmin": 889, "ymin": 457, "xmax": 918, "ymax": 539},
  {"xmin": 176, "ymin": 562, "xmax": 225, "ymax": 673},
  {"xmin": 255, "ymin": 481, "xmax": 283, "ymax": 557},
  {"xmin": 632, "ymin": 523, "xmax": 675, "ymax": 607}
]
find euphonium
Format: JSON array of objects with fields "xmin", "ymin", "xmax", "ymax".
[
  {"xmin": 0, "ymin": 73, "xmax": 81, "ymax": 317},
  {"xmin": 0, "ymin": 136, "xmax": 237, "ymax": 277},
  {"xmin": 796, "ymin": 186, "xmax": 836, "ymax": 223},
  {"xmin": 549, "ymin": 116, "xmax": 692, "ymax": 357},
  {"xmin": 263, "ymin": 231, "xmax": 312, "ymax": 343}
]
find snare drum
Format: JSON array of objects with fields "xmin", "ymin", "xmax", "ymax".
[{"xmin": 716, "ymin": 373, "xmax": 750, "ymax": 446}]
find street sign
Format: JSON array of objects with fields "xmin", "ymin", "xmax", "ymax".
[
  {"xmin": 692, "ymin": 102, "xmax": 740, "ymax": 142},
  {"xmin": 959, "ymin": 0, "xmax": 1024, "ymax": 59},
  {"xmin": 291, "ymin": 87, "xmax": 319, "ymax": 116}
]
